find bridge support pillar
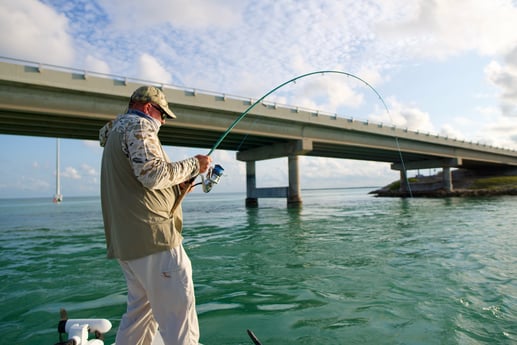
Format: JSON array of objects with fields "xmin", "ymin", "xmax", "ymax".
[
  {"xmin": 443, "ymin": 167, "xmax": 453, "ymax": 191},
  {"xmin": 238, "ymin": 140, "xmax": 312, "ymax": 208},
  {"xmin": 400, "ymin": 169, "xmax": 408, "ymax": 193},
  {"xmin": 245, "ymin": 161, "xmax": 258, "ymax": 208},
  {"xmin": 243, "ymin": 157, "xmax": 303, "ymax": 208},
  {"xmin": 287, "ymin": 155, "xmax": 302, "ymax": 207}
]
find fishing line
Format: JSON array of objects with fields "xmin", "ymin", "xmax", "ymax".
[
  {"xmin": 209, "ymin": 70, "xmax": 385, "ymax": 155},
  {"xmin": 208, "ymin": 70, "xmax": 413, "ymax": 196}
]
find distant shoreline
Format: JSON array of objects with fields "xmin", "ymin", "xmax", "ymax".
[
  {"xmin": 370, "ymin": 187, "xmax": 517, "ymax": 198},
  {"xmin": 370, "ymin": 170, "xmax": 517, "ymax": 198}
]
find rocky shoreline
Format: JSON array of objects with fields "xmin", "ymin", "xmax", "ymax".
[
  {"xmin": 370, "ymin": 169, "xmax": 517, "ymax": 198},
  {"xmin": 370, "ymin": 187, "xmax": 517, "ymax": 198}
]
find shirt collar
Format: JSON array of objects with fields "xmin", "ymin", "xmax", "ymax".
[{"xmin": 126, "ymin": 109, "xmax": 161, "ymax": 130}]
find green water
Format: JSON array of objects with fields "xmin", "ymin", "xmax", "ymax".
[{"xmin": 0, "ymin": 189, "xmax": 515, "ymax": 344}]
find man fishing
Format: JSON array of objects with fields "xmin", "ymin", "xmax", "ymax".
[{"xmin": 99, "ymin": 85, "xmax": 211, "ymax": 345}]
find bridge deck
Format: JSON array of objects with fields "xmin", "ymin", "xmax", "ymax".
[{"xmin": 1, "ymin": 59, "xmax": 517, "ymax": 171}]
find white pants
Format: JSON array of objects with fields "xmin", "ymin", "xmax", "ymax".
[{"xmin": 116, "ymin": 245, "xmax": 199, "ymax": 345}]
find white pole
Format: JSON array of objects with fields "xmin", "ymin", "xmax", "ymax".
[{"xmin": 54, "ymin": 138, "xmax": 62, "ymax": 203}]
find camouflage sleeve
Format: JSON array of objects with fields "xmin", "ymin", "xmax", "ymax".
[
  {"xmin": 125, "ymin": 119, "xmax": 200, "ymax": 189},
  {"xmin": 99, "ymin": 119, "xmax": 115, "ymax": 147}
]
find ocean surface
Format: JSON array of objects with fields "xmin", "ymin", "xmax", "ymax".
[{"xmin": 0, "ymin": 188, "xmax": 515, "ymax": 345}]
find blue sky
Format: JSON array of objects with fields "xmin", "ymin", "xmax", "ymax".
[{"xmin": 1, "ymin": 0, "xmax": 517, "ymax": 198}]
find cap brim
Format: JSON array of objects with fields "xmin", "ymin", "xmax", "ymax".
[{"xmin": 161, "ymin": 105, "xmax": 176, "ymax": 119}]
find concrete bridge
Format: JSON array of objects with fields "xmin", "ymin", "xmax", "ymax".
[{"xmin": 1, "ymin": 58, "xmax": 517, "ymax": 206}]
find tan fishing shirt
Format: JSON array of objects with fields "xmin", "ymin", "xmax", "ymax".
[{"xmin": 99, "ymin": 112, "xmax": 199, "ymax": 260}]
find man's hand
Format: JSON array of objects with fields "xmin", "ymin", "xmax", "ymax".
[{"xmin": 195, "ymin": 154, "xmax": 212, "ymax": 174}]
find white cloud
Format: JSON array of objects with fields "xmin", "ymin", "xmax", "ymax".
[
  {"xmin": 265, "ymin": 73, "xmax": 366, "ymax": 115},
  {"xmin": 255, "ymin": 158, "xmax": 288, "ymax": 187},
  {"xmin": 62, "ymin": 166, "xmax": 81, "ymax": 180},
  {"xmin": 0, "ymin": 0, "xmax": 75, "ymax": 65},
  {"xmin": 98, "ymin": 0, "xmax": 244, "ymax": 30},
  {"xmin": 476, "ymin": 115, "xmax": 517, "ymax": 148},
  {"xmin": 485, "ymin": 56, "xmax": 517, "ymax": 117},
  {"xmin": 81, "ymin": 164, "xmax": 97, "ymax": 176},
  {"xmin": 299, "ymin": 156, "xmax": 397, "ymax": 188},
  {"xmin": 439, "ymin": 124, "xmax": 464, "ymax": 141},
  {"xmin": 369, "ymin": 97, "xmax": 435, "ymax": 132},
  {"xmin": 84, "ymin": 55, "xmax": 111, "ymax": 74},
  {"xmin": 137, "ymin": 53, "xmax": 173, "ymax": 84},
  {"xmin": 376, "ymin": 0, "xmax": 517, "ymax": 59}
]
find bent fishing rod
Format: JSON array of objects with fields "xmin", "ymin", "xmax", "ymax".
[
  {"xmin": 171, "ymin": 70, "xmax": 395, "ymax": 212},
  {"xmin": 208, "ymin": 70, "xmax": 390, "ymax": 156}
]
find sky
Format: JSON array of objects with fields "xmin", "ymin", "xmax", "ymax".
[{"xmin": 1, "ymin": 0, "xmax": 517, "ymax": 199}]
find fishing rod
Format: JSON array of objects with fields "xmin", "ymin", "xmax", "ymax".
[
  {"xmin": 208, "ymin": 70, "xmax": 390, "ymax": 155},
  {"xmin": 247, "ymin": 329, "xmax": 263, "ymax": 345},
  {"xmin": 172, "ymin": 70, "xmax": 403, "ymax": 211}
]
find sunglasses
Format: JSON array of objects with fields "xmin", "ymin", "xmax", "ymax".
[{"xmin": 151, "ymin": 104, "xmax": 168, "ymax": 120}]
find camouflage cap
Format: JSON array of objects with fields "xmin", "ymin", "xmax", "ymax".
[{"xmin": 130, "ymin": 86, "xmax": 176, "ymax": 119}]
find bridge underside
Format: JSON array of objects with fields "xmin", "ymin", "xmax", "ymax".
[
  {"xmin": 0, "ymin": 107, "xmax": 511, "ymax": 172},
  {"xmin": 4, "ymin": 108, "xmax": 508, "ymax": 173}
]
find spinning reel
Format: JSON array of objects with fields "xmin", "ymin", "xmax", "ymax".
[{"xmin": 196, "ymin": 164, "xmax": 224, "ymax": 193}]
